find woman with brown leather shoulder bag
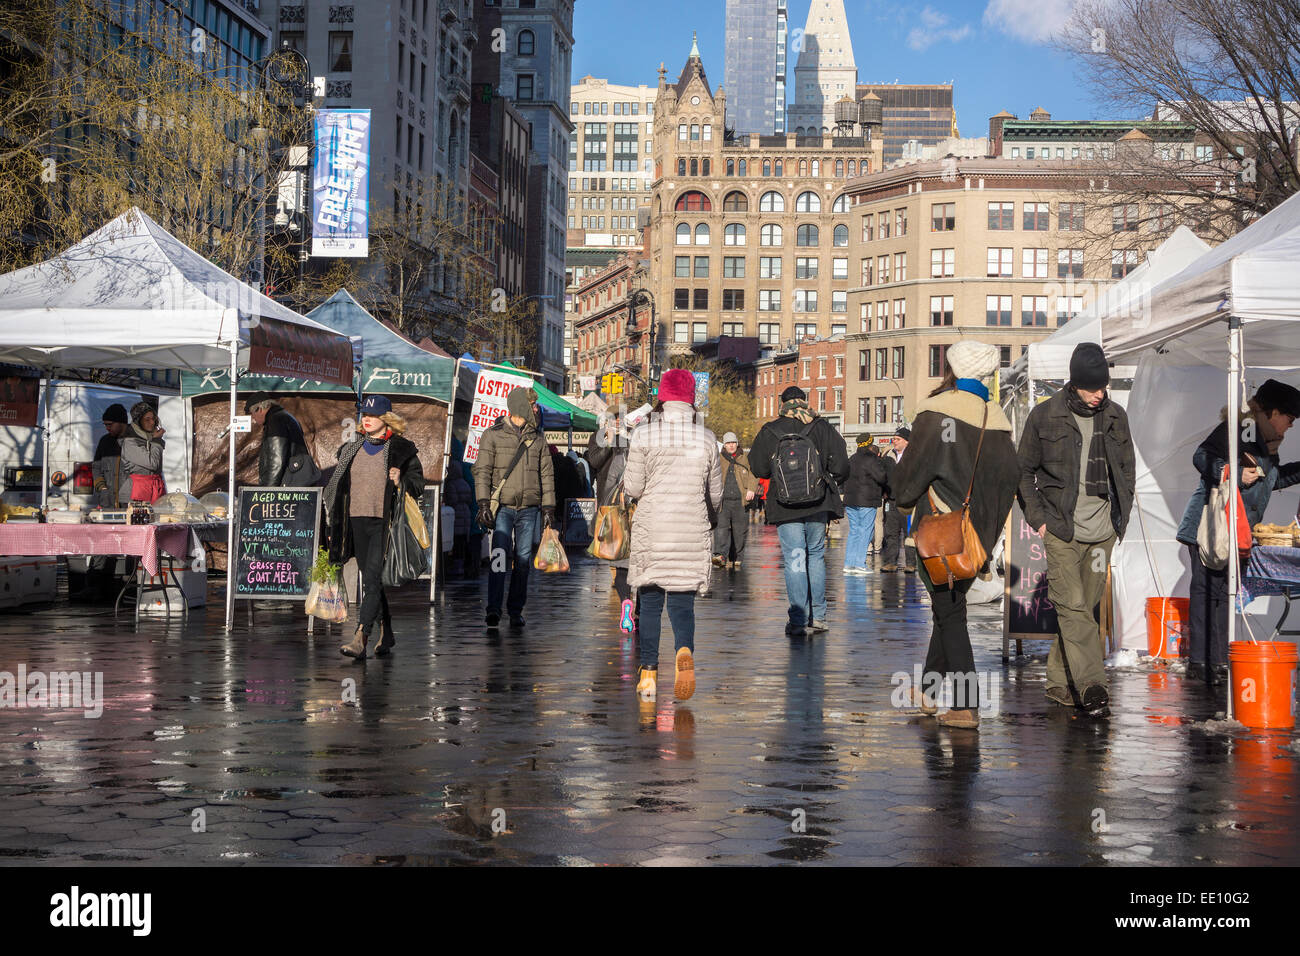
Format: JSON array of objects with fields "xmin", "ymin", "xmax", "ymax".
[{"xmin": 887, "ymin": 342, "xmax": 1020, "ymax": 729}]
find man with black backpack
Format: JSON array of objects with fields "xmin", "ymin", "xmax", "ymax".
[{"xmin": 749, "ymin": 385, "xmax": 851, "ymax": 636}]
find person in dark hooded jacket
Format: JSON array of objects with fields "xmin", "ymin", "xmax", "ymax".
[
  {"xmin": 247, "ymin": 394, "xmax": 318, "ymax": 486},
  {"xmin": 890, "ymin": 341, "xmax": 1019, "ymax": 729},
  {"xmin": 843, "ymin": 437, "xmax": 888, "ymax": 574}
]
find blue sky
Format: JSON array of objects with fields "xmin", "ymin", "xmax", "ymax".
[{"xmin": 572, "ymin": 0, "xmax": 1128, "ymax": 135}]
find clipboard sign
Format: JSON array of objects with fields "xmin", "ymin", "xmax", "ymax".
[{"xmin": 1002, "ymin": 502, "xmax": 1059, "ymax": 661}]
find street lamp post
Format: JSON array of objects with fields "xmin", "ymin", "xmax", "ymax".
[{"xmin": 625, "ymin": 288, "xmax": 658, "ymax": 387}]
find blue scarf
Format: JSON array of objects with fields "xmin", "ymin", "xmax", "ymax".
[{"xmin": 955, "ymin": 378, "xmax": 989, "ymax": 402}]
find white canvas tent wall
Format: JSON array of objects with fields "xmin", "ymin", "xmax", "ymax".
[
  {"xmin": 1096, "ymin": 193, "xmax": 1300, "ymax": 663},
  {"xmin": 0, "ymin": 208, "xmax": 358, "ymax": 630}
]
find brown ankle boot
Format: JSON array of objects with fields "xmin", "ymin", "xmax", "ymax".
[
  {"xmin": 374, "ymin": 619, "xmax": 395, "ymax": 657},
  {"xmin": 340, "ymin": 626, "xmax": 368, "ymax": 659}
]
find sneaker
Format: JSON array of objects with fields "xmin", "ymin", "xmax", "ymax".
[
  {"xmin": 730, "ymin": 559, "xmax": 742, "ymax": 569},
  {"xmin": 636, "ymin": 665, "xmax": 658, "ymax": 701},
  {"xmin": 674, "ymin": 647, "xmax": 695, "ymax": 701},
  {"xmin": 806, "ymin": 619, "xmax": 829, "ymax": 632},
  {"xmin": 1045, "ymin": 685, "xmax": 1074, "ymax": 707},
  {"xmin": 843, "ymin": 566, "xmax": 864, "ymax": 575},
  {"xmin": 1081, "ymin": 684, "xmax": 1110, "ymax": 718},
  {"xmin": 619, "ymin": 598, "xmax": 636, "ymax": 633},
  {"xmin": 509, "ymin": 614, "xmax": 526, "ymax": 628},
  {"xmin": 711, "ymin": 555, "xmax": 726, "ymax": 568},
  {"xmin": 485, "ymin": 609, "xmax": 501, "ymax": 628},
  {"xmin": 785, "ymin": 622, "xmax": 807, "ymax": 637}
]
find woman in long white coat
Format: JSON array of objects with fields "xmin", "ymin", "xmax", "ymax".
[{"xmin": 623, "ymin": 368, "xmax": 722, "ymax": 702}]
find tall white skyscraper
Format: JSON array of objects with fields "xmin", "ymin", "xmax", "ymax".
[
  {"xmin": 724, "ymin": 0, "xmax": 788, "ymax": 136},
  {"xmin": 787, "ymin": 0, "xmax": 857, "ymax": 135}
]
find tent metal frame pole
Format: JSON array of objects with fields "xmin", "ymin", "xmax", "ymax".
[
  {"xmin": 39, "ymin": 365, "xmax": 54, "ymax": 510},
  {"xmin": 1226, "ymin": 316, "xmax": 1242, "ymax": 720},
  {"xmin": 224, "ymin": 339, "xmax": 239, "ymax": 632}
]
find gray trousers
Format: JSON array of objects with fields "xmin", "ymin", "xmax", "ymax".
[
  {"xmin": 1045, "ymin": 532, "xmax": 1114, "ymax": 693},
  {"xmin": 713, "ymin": 499, "xmax": 748, "ymax": 560}
]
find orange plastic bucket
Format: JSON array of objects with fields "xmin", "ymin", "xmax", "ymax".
[
  {"xmin": 1229, "ymin": 641, "xmax": 1298, "ymax": 730},
  {"xmin": 1145, "ymin": 597, "xmax": 1188, "ymax": 659}
]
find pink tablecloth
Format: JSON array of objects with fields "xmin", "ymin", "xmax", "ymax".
[{"xmin": 0, "ymin": 523, "xmax": 193, "ymax": 576}]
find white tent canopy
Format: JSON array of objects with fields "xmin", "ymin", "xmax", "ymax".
[
  {"xmin": 1009, "ymin": 226, "xmax": 1210, "ymax": 386},
  {"xmin": 1091, "ymin": 194, "xmax": 1300, "ymax": 663},
  {"xmin": 0, "ymin": 208, "xmax": 357, "ymax": 376},
  {"xmin": 0, "ymin": 208, "xmax": 358, "ymax": 631}
]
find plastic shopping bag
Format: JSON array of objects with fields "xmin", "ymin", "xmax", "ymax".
[
  {"xmin": 533, "ymin": 526, "xmax": 570, "ymax": 573},
  {"xmin": 1198, "ymin": 465, "xmax": 1252, "ymax": 570},
  {"xmin": 305, "ymin": 576, "xmax": 349, "ymax": 623},
  {"xmin": 383, "ymin": 499, "xmax": 430, "ymax": 587}
]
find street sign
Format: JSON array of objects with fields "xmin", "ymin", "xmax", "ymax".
[
  {"xmin": 601, "ymin": 372, "xmax": 624, "ymax": 395},
  {"xmin": 579, "ymin": 376, "xmax": 596, "ymax": 392}
]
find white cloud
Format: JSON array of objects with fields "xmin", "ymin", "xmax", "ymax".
[
  {"xmin": 982, "ymin": 0, "xmax": 1077, "ymax": 44},
  {"xmin": 907, "ymin": 6, "xmax": 974, "ymax": 52}
]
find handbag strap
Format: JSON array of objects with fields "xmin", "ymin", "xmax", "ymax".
[
  {"xmin": 960, "ymin": 402, "xmax": 990, "ymax": 510},
  {"xmin": 491, "ymin": 437, "xmax": 533, "ymax": 503}
]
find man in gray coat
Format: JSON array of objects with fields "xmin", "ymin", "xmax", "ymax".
[{"xmin": 471, "ymin": 386, "xmax": 555, "ymax": 628}]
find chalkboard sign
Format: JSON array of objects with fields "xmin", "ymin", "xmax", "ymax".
[
  {"xmin": 564, "ymin": 497, "xmax": 597, "ymax": 546},
  {"xmin": 234, "ymin": 487, "xmax": 321, "ymax": 601},
  {"xmin": 1003, "ymin": 501, "xmax": 1059, "ymax": 642}
]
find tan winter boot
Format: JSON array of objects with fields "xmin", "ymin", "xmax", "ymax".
[
  {"xmin": 340, "ymin": 626, "xmax": 368, "ymax": 659},
  {"xmin": 374, "ymin": 619, "xmax": 395, "ymax": 657}
]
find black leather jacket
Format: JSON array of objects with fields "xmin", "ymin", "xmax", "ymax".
[{"xmin": 259, "ymin": 405, "xmax": 309, "ymax": 487}]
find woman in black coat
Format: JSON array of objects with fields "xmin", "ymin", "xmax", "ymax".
[
  {"xmin": 585, "ymin": 409, "xmax": 635, "ymax": 631},
  {"xmin": 323, "ymin": 395, "xmax": 424, "ymax": 660},
  {"xmin": 889, "ymin": 343, "xmax": 1020, "ymax": 729}
]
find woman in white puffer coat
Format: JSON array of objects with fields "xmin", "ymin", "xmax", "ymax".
[{"xmin": 623, "ymin": 368, "xmax": 722, "ymax": 703}]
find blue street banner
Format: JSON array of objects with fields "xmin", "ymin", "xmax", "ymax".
[
  {"xmin": 692, "ymin": 371, "xmax": 710, "ymax": 410},
  {"xmin": 311, "ymin": 109, "xmax": 370, "ymax": 258}
]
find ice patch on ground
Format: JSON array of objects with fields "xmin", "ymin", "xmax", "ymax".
[
  {"xmin": 1108, "ymin": 648, "xmax": 1139, "ymax": 668},
  {"xmin": 1193, "ymin": 717, "xmax": 1247, "ymax": 734}
]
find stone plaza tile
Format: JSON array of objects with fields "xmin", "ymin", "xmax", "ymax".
[{"xmin": 0, "ymin": 524, "xmax": 1297, "ymax": 865}]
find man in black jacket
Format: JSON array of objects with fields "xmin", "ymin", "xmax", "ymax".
[
  {"xmin": 750, "ymin": 386, "xmax": 850, "ymax": 636},
  {"xmin": 843, "ymin": 438, "xmax": 888, "ymax": 574},
  {"xmin": 1018, "ymin": 343, "xmax": 1136, "ymax": 718},
  {"xmin": 248, "ymin": 394, "xmax": 317, "ymax": 487},
  {"xmin": 880, "ymin": 426, "xmax": 916, "ymax": 572}
]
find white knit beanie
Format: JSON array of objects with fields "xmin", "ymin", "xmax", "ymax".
[{"xmin": 947, "ymin": 340, "xmax": 1000, "ymax": 383}]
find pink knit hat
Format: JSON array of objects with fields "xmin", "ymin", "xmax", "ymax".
[{"xmin": 658, "ymin": 368, "xmax": 696, "ymax": 405}]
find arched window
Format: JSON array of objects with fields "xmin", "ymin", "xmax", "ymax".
[
  {"xmin": 763, "ymin": 160, "xmax": 771, "ymax": 177},
  {"xmin": 702, "ymin": 158, "xmax": 710, "ymax": 175},
  {"xmin": 848, "ymin": 160, "xmax": 856, "ymax": 177},
  {"xmin": 796, "ymin": 224, "xmax": 819, "ymax": 246},
  {"xmin": 774, "ymin": 159, "xmax": 783, "ymax": 177},
  {"xmin": 760, "ymin": 224, "xmax": 783, "ymax": 246},
  {"xmin": 726, "ymin": 158, "xmax": 734, "ymax": 176},
  {"xmin": 833, "ymin": 224, "xmax": 849, "ymax": 246},
  {"xmin": 831, "ymin": 194, "xmax": 849, "ymax": 212},
  {"xmin": 759, "ymin": 190, "xmax": 785, "ymax": 212},
  {"xmin": 690, "ymin": 124, "xmax": 700, "ymax": 140},
  {"xmin": 835, "ymin": 159, "xmax": 844, "ymax": 177},
  {"xmin": 518, "ymin": 29, "xmax": 535, "ymax": 55},
  {"xmin": 675, "ymin": 223, "xmax": 690, "ymax": 244},
  {"xmin": 674, "ymin": 190, "xmax": 711, "ymax": 211},
  {"xmin": 695, "ymin": 223, "xmax": 710, "ymax": 244},
  {"xmin": 677, "ymin": 158, "xmax": 686, "ymax": 175},
  {"xmin": 722, "ymin": 191, "xmax": 748, "ymax": 211},
  {"xmin": 799, "ymin": 159, "xmax": 808, "ymax": 176},
  {"xmin": 724, "ymin": 223, "xmax": 746, "ymax": 245},
  {"xmin": 795, "ymin": 190, "xmax": 821, "ymax": 212},
  {"xmin": 861, "ymin": 157, "xmax": 869, "ymax": 173},
  {"xmin": 689, "ymin": 158, "xmax": 698, "ymax": 176},
  {"xmin": 811, "ymin": 159, "xmax": 820, "ymax": 177}
]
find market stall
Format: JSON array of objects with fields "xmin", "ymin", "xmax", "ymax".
[
  {"xmin": 0, "ymin": 208, "xmax": 358, "ymax": 630},
  {"xmin": 1094, "ymin": 192, "xmax": 1300, "ymax": 660}
]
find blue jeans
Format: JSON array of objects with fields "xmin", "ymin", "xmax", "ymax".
[
  {"xmin": 844, "ymin": 506, "xmax": 877, "ymax": 569},
  {"xmin": 637, "ymin": 586, "xmax": 695, "ymax": 667},
  {"xmin": 487, "ymin": 506, "xmax": 539, "ymax": 615},
  {"xmin": 777, "ymin": 520, "xmax": 827, "ymax": 627}
]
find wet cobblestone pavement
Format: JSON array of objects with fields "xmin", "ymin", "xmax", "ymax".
[{"xmin": 1, "ymin": 525, "xmax": 1297, "ymax": 866}]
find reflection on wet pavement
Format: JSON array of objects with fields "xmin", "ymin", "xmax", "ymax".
[{"xmin": 1, "ymin": 525, "xmax": 1296, "ymax": 865}]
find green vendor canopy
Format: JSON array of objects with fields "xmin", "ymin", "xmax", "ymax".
[{"xmin": 181, "ymin": 288, "xmax": 456, "ymax": 402}]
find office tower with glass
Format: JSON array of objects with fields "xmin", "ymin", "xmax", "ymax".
[{"xmin": 724, "ymin": 0, "xmax": 787, "ymax": 136}]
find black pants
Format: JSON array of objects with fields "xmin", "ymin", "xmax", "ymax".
[
  {"xmin": 613, "ymin": 565, "xmax": 632, "ymax": 602},
  {"xmin": 350, "ymin": 516, "xmax": 391, "ymax": 635},
  {"xmin": 713, "ymin": 498, "xmax": 748, "ymax": 560},
  {"xmin": 1187, "ymin": 543, "xmax": 1230, "ymax": 668},
  {"xmin": 881, "ymin": 502, "xmax": 915, "ymax": 567},
  {"xmin": 919, "ymin": 565, "xmax": 979, "ymax": 709}
]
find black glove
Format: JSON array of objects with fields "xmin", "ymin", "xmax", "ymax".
[
  {"xmin": 477, "ymin": 504, "xmax": 494, "ymax": 530},
  {"xmin": 541, "ymin": 506, "xmax": 556, "ymax": 530}
]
